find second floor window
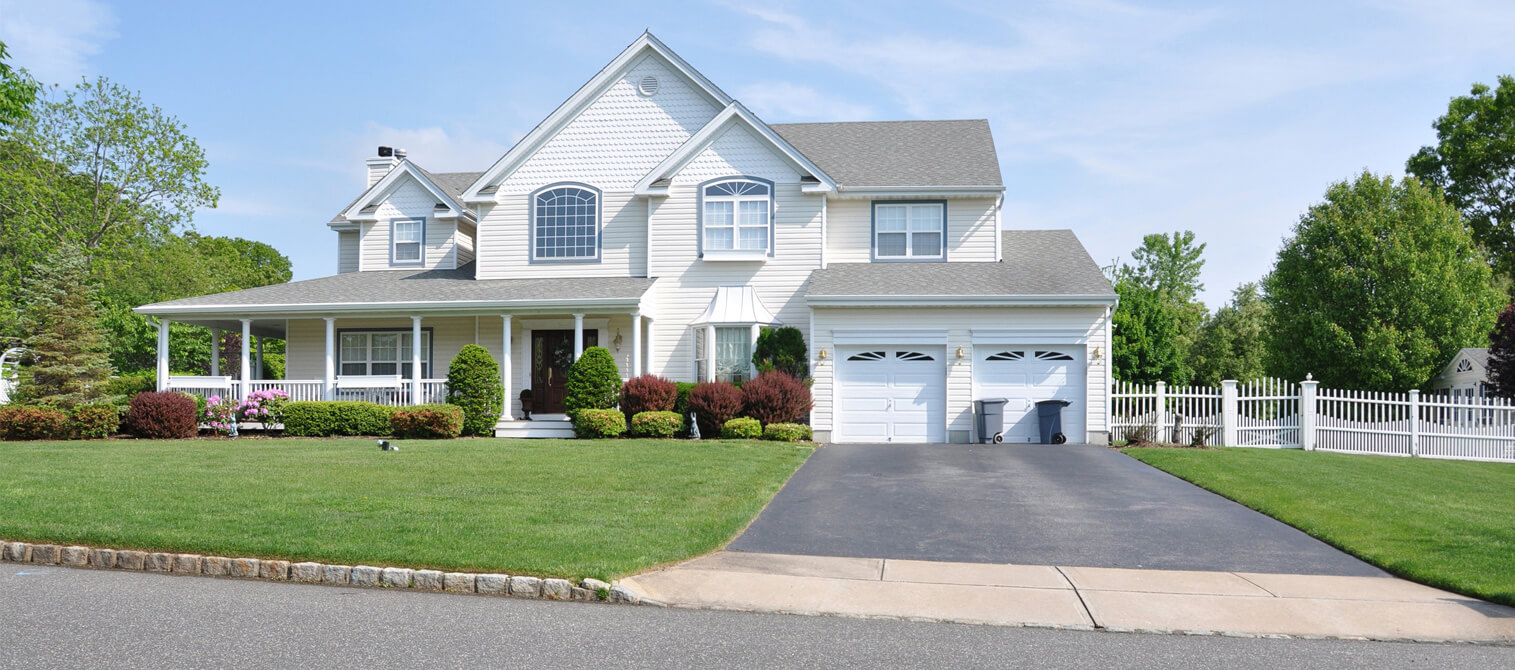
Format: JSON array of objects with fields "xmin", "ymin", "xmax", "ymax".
[
  {"xmin": 874, "ymin": 202, "xmax": 945, "ymax": 260},
  {"xmin": 533, "ymin": 184, "xmax": 600, "ymax": 261},
  {"xmin": 392, "ymin": 218, "xmax": 424, "ymax": 264},
  {"xmin": 702, "ymin": 178, "xmax": 772, "ymax": 255}
]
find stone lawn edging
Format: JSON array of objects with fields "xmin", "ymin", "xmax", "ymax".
[{"xmin": 1, "ymin": 539, "xmax": 649, "ymax": 605}]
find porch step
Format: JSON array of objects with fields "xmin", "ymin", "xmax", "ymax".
[{"xmin": 494, "ymin": 419, "xmax": 575, "ymax": 439}]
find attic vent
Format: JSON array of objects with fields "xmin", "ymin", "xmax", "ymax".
[{"xmin": 637, "ymin": 75, "xmax": 660, "ymax": 97}]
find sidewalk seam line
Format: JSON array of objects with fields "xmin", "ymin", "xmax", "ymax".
[
  {"xmin": 1055, "ymin": 565, "xmax": 1099, "ymax": 629},
  {"xmin": 1233, "ymin": 572, "xmax": 1280, "ymax": 598}
]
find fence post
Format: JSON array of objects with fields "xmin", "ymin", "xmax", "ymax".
[
  {"xmin": 1221, "ymin": 380, "xmax": 1238, "ymax": 446},
  {"xmin": 1409, "ymin": 389, "xmax": 1420, "ymax": 457},
  {"xmin": 1155, "ymin": 381, "xmax": 1168, "ymax": 443},
  {"xmin": 1299, "ymin": 377, "xmax": 1318, "ymax": 451}
]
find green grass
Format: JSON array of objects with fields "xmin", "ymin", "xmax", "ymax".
[
  {"xmin": 1123, "ymin": 447, "xmax": 1515, "ymax": 606},
  {"xmin": 0, "ymin": 438, "xmax": 811, "ymax": 580}
]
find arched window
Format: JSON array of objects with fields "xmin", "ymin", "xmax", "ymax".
[
  {"xmin": 532, "ymin": 184, "xmax": 600, "ymax": 261},
  {"xmin": 701, "ymin": 177, "xmax": 772, "ymax": 256}
]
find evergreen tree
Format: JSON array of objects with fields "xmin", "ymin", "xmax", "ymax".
[
  {"xmin": 1486, "ymin": 304, "xmax": 1515, "ymax": 398},
  {"xmin": 16, "ymin": 245, "xmax": 111, "ymax": 408}
]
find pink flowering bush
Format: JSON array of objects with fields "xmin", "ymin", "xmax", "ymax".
[
  {"xmin": 202, "ymin": 395, "xmax": 240, "ymax": 435},
  {"xmin": 237, "ymin": 389, "xmax": 290, "ymax": 425}
]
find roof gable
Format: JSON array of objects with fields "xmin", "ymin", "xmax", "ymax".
[
  {"xmin": 462, "ymin": 32, "xmax": 733, "ymax": 201},
  {"xmin": 338, "ymin": 161, "xmax": 473, "ymax": 224},
  {"xmin": 635, "ymin": 103, "xmax": 835, "ymax": 194}
]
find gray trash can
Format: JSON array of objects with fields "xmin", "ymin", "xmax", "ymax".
[
  {"xmin": 974, "ymin": 398, "xmax": 1008, "ymax": 444},
  {"xmin": 1036, "ymin": 400, "xmax": 1072, "ymax": 444}
]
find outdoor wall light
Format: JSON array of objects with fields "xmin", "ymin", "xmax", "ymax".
[
  {"xmin": 1092, "ymin": 346, "xmax": 1103, "ymax": 360},
  {"xmin": 613, "ymin": 329, "xmax": 623, "ymax": 351},
  {"xmin": 818, "ymin": 349, "xmax": 828, "ymax": 360},
  {"xmin": 956, "ymin": 346, "xmax": 965, "ymax": 359}
]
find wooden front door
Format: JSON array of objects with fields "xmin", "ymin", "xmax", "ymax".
[{"xmin": 531, "ymin": 329, "xmax": 598, "ymax": 415}]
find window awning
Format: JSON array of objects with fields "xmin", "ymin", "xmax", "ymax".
[{"xmin": 690, "ymin": 286, "xmax": 779, "ymax": 325}]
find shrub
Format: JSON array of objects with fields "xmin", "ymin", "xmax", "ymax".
[
  {"xmin": 445, "ymin": 344, "xmax": 503, "ymax": 436},
  {"xmin": 70, "ymin": 403, "xmax": 119, "ymax": 439},
  {"xmin": 752, "ymin": 326, "xmax": 809, "ymax": 380},
  {"xmin": 238, "ymin": 389, "xmax": 290, "ymax": 425},
  {"xmin": 573, "ymin": 408, "xmax": 626, "ymax": 438},
  {"xmin": 622, "ymin": 374, "xmax": 677, "ymax": 417},
  {"xmin": 689, "ymin": 382, "xmax": 742, "ymax": 438},
  {"xmin": 100, "ymin": 373, "xmax": 155, "ymax": 409},
  {"xmin": 0, "ymin": 406, "xmax": 71, "ymax": 440},
  {"xmin": 740, "ymin": 370, "xmax": 814, "ymax": 425},
  {"xmin": 721, "ymin": 417, "xmax": 761, "ymax": 439},
  {"xmin": 563, "ymin": 347, "xmax": 622, "ymax": 418},
  {"xmin": 629, "ymin": 411, "xmax": 682, "ymax": 438},
  {"xmin": 203, "ymin": 395, "xmax": 239, "ymax": 435},
  {"xmin": 282, "ymin": 401, "xmax": 395, "ymax": 437},
  {"xmin": 762, "ymin": 422, "xmax": 813, "ymax": 442},
  {"xmin": 123, "ymin": 392, "xmax": 199, "ymax": 439},
  {"xmin": 392, "ymin": 404, "xmax": 465, "ymax": 439}
]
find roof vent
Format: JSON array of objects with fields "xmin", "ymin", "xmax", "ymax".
[
  {"xmin": 393, "ymin": 148, "xmax": 407, "ymax": 159},
  {"xmin": 637, "ymin": 75, "xmax": 660, "ymax": 97}
]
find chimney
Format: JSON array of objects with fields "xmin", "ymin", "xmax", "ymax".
[{"xmin": 366, "ymin": 145, "xmax": 399, "ymax": 186}]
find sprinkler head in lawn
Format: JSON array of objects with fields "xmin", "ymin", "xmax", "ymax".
[{"xmin": 377, "ymin": 440, "xmax": 397, "ymax": 451}]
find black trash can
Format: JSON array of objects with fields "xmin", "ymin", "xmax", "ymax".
[
  {"xmin": 974, "ymin": 398, "xmax": 1009, "ymax": 443},
  {"xmin": 1036, "ymin": 400, "xmax": 1072, "ymax": 444}
]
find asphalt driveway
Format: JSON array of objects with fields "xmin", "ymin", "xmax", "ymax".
[{"xmin": 728, "ymin": 443, "xmax": 1383, "ymax": 576}]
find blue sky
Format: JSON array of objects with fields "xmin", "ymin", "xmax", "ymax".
[{"xmin": 3, "ymin": 0, "xmax": 1513, "ymax": 308}]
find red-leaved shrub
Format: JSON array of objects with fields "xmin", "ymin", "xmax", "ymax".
[
  {"xmin": 123, "ymin": 392, "xmax": 199, "ymax": 439},
  {"xmin": 689, "ymin": 382, "xmax": 743, "ymax": 438},
  {"xmin": 621, "ymin": 374, "xmax": 677, "ymax": 417},
  {"xmin": 740, "ymin": 371, "xmax": 813, "ymax": 425},
  {"xmin": 390, "ymin": 404, "xmax": 464, "ymax": 439},
  {"xmin": 0, "ymin": 406, "xmax": 71, "ymax": 440}
]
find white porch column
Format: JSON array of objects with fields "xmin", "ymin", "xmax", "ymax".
[
  {"xmin": 209, "ymin": 328, "xmax": 220, "ymax": 377},
  {"xmin": 705, "ymin": 325, "xmax": 716, "ymax": 382},
  {"xmin": 631, "ymin": 312, "xmax": 642, "ymax": 377},
  {"xmin": 323, "ymin": 317, "xmax": 336, "ymax": 400},
  {"xmin": 239, "ymin": 319, "xmax": 251, "ymax": 400},
  {"xmin": 645, "ymin": 319, "xmax": 656, "ymax": 377},
  {"xmin": 254, "ymin": 337, "xmax": 264, "ymax": 380},
  {"xmin": 573, "ymin": 313, "xmax": 585, "ymax": 360},
  {"xmin": 411, "ymin": 316, "xmax": 423, "ymax": 404},
  {"xmin": 501, "ymin": 314, "xmax": 513, "ymax": 421},
  {"xmin": 156, "ymin": 319, "xmax": 171, "ymax": 391}
]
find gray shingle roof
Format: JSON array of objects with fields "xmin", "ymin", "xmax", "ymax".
[
  {"xmin": 770, "ymin": 119, "xmax": 1002, "ymax": 188},
  {"xmin": 1459, "ymin": 347, "xmax": 1490, "ymax": 370},
  {"xmin": 138, "ymin": 263, "xmax": 654, "ymax": 313},
  {"xmin": 807, "ymin": 230, "xmax": 1114, "ymax": 298}
]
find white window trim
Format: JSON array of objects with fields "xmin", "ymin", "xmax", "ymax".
[
  {"xmin": 693, "ymin": 323, "xmax": 761, "ymax": 384},
  {"xmin": 391, "ymin": 217, "xmax": 425, "ymax": 266},
  {"xmin": 699, "ymin": 177, "xmax": 774, "ymax": 261},
  {"xmin": 337, "ymin": 329, "xmax": 433, "ymax": 378},
  {"xmin": 872, "ymin": 201, "xmax": 946, "ymax": 261},
  {"xmin": 530, "ymin": 183, "xmax": 602, "ymax": 263}
]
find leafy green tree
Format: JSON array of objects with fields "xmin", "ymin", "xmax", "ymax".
[
  {"xmin": 15, "ymin": 246, "xmax": 111, "ymax": 408},
  {"xmin": 1486, "ymin": 303, "xmax": 1515, "ymax": 399},
  {"xmin": 1407, "ymin": 76, "xmax": 1515, "ymax": 282},
  {"xmin": 1188, "ymin": 282, "xmax": 1268, "ymax": 386},
  {"xmin": 446, "ymin": 344, "xmax": 503, "ymax": 436},
  {"xmin": 1264, "ymin": 172, "xmax": 1502, "ymax": 390},
  {"xmin": 0, "ymin": 40, "xmax": 39, "ymax": 127},
  {"xmin": 1122, "ymin": 231, "xmax": 1207, "ymax": 302},
  {"xmin": 1112, "ymin": 278, "xmax": 1190, "ymax": 385}
]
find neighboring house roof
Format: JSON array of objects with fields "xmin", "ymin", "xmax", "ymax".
[
  {"xmin": 806, "ymin": 230, "xmax": 1114, "ymax": 305},
  {"xmin": 135, "ymin": 264, "xmax": 655, "ymax": 316},
  {"xmin": 1460, "ymin": 348, "xmax": 1491, "ymax": 370},
  {"xmin": 770, "ymin": 120, "xmax": 1003, "ymax": 189}
]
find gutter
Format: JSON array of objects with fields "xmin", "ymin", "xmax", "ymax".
[
  {"xmin": 805, "ymin": 293, "xmax": 1118, "ymax": 308},
  {"xmin": 135, "ymin": 296, "xmax": 648, "ymax": 318}
]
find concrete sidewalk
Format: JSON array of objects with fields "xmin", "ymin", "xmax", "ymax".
[{"xmin": 619, "ymin": 552, "xmax": 1515, "ymax": 643}]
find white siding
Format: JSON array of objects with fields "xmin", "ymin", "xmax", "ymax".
[
  {"xmin": 826, "ymin": 197, "xmax": 998, "ymax": 264},
  {"xmin": 357, "ymin": 179, "xmax": 458, "ymax": 271},
  {"xmin": 456, "ymin": 222, "xmax": 476, "ymax": 268},
  {"xmin": 811, "ymin": 306, "xmax": 1111, "ymax": 442},
  {"xmin": 337, "ymin": 231, "xmax": 358, "ymax": 273},
  {"xmin": 474, "ymin": 190, "xmax": 646, "ymax": 279}
]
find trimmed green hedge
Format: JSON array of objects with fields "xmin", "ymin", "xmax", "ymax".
[
  {"xmin": 573, "ymin": 408, "xmax": 626, "ymax": 438},
  {"xmin": 446, "ymin": 344, "xmax": 503, "ymax": 436},
  {"xmin": 282, "ymin": 401, "xmax": 395, "ymax": 437},
  {"xmin": 629, "ymin": 411, "xmax": 682, "ymax": 438},
  {"xmin": 721, "ymin": 417, "xmax": 761, "ymax": 439},
  {"xmin": 0, "ymin": 406, "xmax": 71, "ymax": 440},
  {"xmin": 392, "ymin": 404, "xmax": 465, "ymax": 439},
  {"xmin": 564, "ymin": 347, "xmax": 621, "ymax": 418},
  {"xmin": 762, "ymin": 423, "xmax": 812, "ymax": 442},
  {"xmin": 70, "ymin": 404, "xmax": 120, "ymax": 439}
]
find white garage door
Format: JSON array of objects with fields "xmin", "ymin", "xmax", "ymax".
[
  {"xmin": 974, "ymin": 347, "xmax": 1086, "ymax": 443},
  {"xmin": 835, "ymin": 347, "xmax": 946, "ymax": 443}
]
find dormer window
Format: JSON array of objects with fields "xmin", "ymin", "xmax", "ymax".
[
  {"xmin": 391, "ymin": 218, "xmax": 424, "ymax": 265},
  {"xmin": 701, "ymin": 177, "xmax": 772, "ymax": 259},
  {"xmin": 873, "ymin": 201, "xmax": 945, "ymax": 260}
]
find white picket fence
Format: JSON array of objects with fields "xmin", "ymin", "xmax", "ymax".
[{"xmin": 1113, "ymin": 378, "xmax": 1515, "ymax": 463}]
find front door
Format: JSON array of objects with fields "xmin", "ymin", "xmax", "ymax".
[{"xmin": 531, "ymin": 329, "xmax": 598, "ymax": 415}]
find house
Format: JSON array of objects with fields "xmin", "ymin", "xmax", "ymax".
[
  {"xmin": 135, "ymin": 32, "xmax": 1117, "ymax": 444},
  {"xmin": 1429, "ymin": 348, "xmax": 1491, "ymax": 399}
]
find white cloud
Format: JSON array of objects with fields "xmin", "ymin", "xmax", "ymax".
[
  {"xmin": 0, "ymin": 0, "xmax": 116, "ymax": 85},
  {"xmin": 736, "ymin": 81, "xmax": 874, "ymax": 122}
]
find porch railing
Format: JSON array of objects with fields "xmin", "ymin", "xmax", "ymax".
[{"xmin": 164, "ymin": 377, "xmax": 449, "ymax": 407}]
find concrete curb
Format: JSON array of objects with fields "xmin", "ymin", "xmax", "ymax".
[{"xmin": 0, "ymin": 539, "xmax": 646, "ymax": 606}]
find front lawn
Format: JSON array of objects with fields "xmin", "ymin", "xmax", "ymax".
[
  {"xmin": 1124, "ymin": 447, "xmax": 1515, "ymax": 606},
  {"xmin": 0, "ymin": 438, "xmax": 811, "ymax": 580}
]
